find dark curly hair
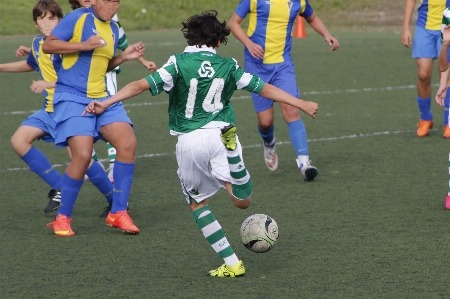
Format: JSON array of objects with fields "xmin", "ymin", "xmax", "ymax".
[
  {"xmin": 181, "ymin": 10, "xmax": 230, "ymax": 48},
  {"xmin": 68, "ymin": 0, "xmax": 82, "ymax": 10}
]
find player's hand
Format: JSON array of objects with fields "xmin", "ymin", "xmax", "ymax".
[
  {"xmin": 300, "ymin": 101, "xmax": 319, "ymax": 119},
  {"xmin": 436, "ymin": 85, "xmax": 448, "ymax": 107},
  {"xmin": 246, "ymin": 42, "xmax": 264, "ymax": 60},
  {"xmin": 82, "ymin": 35, "xmax": 107, "ymax": 51},
  {"xmin": 325, "ymin": 36, "xmax": 339, "ymax": 51},
  {"xmin": 30, "ymin": 80, "xmax": 49, "ymax": 94},
  {"xmin": 123, "ymin": 42, "xmax": 145, "ymax": 61},
  {"xmin": 141, "ymin": 59, "xmax": 157, "ymax": 72},
  {"xmin": 401, "ymin": 29, "xmax": 412, "ymax": 48},
  {"xmin": 83, "ymin": 100, "xmax": 108, "ymax": 116},
  {"xmin": 443, "ymin": 26, "xmax": 450, "ymax": 45},
  {"xmin": 16, "ymin": 46, "xmax": 31, "ymax": 58}
]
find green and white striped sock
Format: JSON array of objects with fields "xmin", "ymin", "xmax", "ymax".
[
  {"xmin": 107, "ymin": 143, "xmax": 116, "ymax": 163},
  {"xmin": 91, "ymin": 149, "xmax": 98, "ymax": 161},
  {"xmin": 193, "ymin": 206, "xmax": 239, "ymax": 266},
  {"xmin": 226, "ymin": 143, "xmax": 252, "ymax": 200}
]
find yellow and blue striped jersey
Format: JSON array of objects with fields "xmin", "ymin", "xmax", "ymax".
[
  {"xmin": 235, "ymin": 0, "xmax": 313, "ymax": 64},
  {"xmin": 51, "ymin": 7, "xmax": 119, "ymax": 99},
  {"xmin": 26, "ymin": 35, "xmax": 62, "ymax": 112},
  {"xmin": 417, "ymin": 0, "xmax": 450, "ymax": 30}
]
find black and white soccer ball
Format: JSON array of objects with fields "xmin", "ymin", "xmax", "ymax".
[{"xmin": 240, "ymin": 214, "xmax": 279, "ymax": 253}]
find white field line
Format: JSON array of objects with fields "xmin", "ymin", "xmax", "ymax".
[
  {"xmin": 0, "ymin": 84, "xmax": 431, "ymax": 116},
  {"xmin": 0, "ymin": 128, "xmax": 427, "ymax": 173}
]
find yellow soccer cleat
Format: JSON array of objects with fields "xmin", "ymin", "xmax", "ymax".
[
  {"xmin": 207, "ymin": 260, "xmax": 245, "ymax": 277},
  {"xmin": 221, "ymin": 125, "xmax": 237, "ymax": 151}
]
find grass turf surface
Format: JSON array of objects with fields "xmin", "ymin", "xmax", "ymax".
[{"xmin": 1, "ymin": 29, "xmax": 450, "ymax": 298}]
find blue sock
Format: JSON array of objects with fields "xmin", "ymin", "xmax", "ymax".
[
  {"xmin": 444, "ymin": 88, "xmax": 450, "ymax": 126},
  {"xmin": 21, "ymin": 146, "xmax": 62, "ymax": 190},
  {"xmin": 258, "ymin": 124, "xmax": 275, "ymax": 145},
  {"xmin": 57, "ymin": 173, "xmax": 83, "ymax": 218},
  {"xmin": 86, "ymin": 160, "xmax": 113, "ymax": 203},
  {"xmin": 288, "ymin": 120, "xmax": 309, "ymax": 155},
  {"xmin": 111, "ymin": 160, "xmax": 135, "ymax": 213},
  {"xmin": 417, "ymin": 96, "xmax": 433, "ymax": 121}
]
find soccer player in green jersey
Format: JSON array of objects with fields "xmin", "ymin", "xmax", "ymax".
[{"xmin": 84, "ymin": 10, "xmax": 318, "ymax": 277}]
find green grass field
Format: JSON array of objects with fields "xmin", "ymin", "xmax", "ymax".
[{"xmin": 1, "ymin": 29, "xmax": 450, "ymax": 298}]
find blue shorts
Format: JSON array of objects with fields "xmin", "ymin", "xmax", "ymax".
[
  {"xmin": 21, "ymin": 107, "xmax": 56, "ymax": 143},
  {"xmin": 244, "ymin": 60, "xmax": 299, "ymax": 113},
  {"xmin": 412, "ymin": 26, "xmax": 441, "ymax": 59},
  {"xmin": 53, "ymin": 91, "xmax": 132, "ymax": 147}
]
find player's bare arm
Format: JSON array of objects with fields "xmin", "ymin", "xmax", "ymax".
[
  {"xmin": 42, "ymin": 34, "xmax": 106, "ymax": 54},
  {"xmin": 83, "ymin": 78, "xmax": 150, "ymax": 115},
  {"xmin": 259, "ymin": 84, "xmax": 318, "ymax": 119},
  {"xmin": 136, "ymin": 57, "xmax": 157, "ymax": 72},
  {"xmin": 305, "ymin": 13, "xmax": 339, "ymax": 51},
  {"xmin": 107, "ymin": 42, "xmax": 145, "ymax": 71},
  {"xmin": 229, "ymin": 13, "xmax": 264, "ymax": 59},
  {"xmin": 401, "ymin": 0, "xmax": 416, "ymax": 47},
  {"xmin": 0, "ymin": 60, "xmax": 34, "ymax": 72},
  {"xmin": 438, "ymin": 26, "xmax": 450, "ymax": 72}
]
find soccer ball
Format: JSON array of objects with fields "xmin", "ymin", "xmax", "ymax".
[{"xmin": 240, "ymin": 214, "xmax": 279, "ymax": 253}]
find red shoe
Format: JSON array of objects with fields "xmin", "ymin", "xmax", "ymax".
[
  {"xmin": 443, "ymin": 126, "xmax": 450, "ymax": 139},
  {"xmin": 446, "ymin": 196, "xmax": 450, "ymax": 210},
  {"xmin": 46, "ymin": 214, "xmax": 75, "ymax": 237},
  {"xmin": 106, "ymin": 210, "xmax": 140, "ymax": 234},
  {"xmin": 416, "ymin": 120, "xmax": 433, "ymax": 137}
]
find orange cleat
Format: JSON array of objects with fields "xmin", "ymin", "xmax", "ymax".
[
  {"xmin": 443, "ymin": 125, "xmax": 450, "ymax": 138},
  {"xmin": 46, "ymin": 214, "xmax": 75, "ymax": 237},
  {"xmin": 106, "ymin": 210, "xmax": 140, "ymax": 234},
  {"xmin": 416, "ymin": 120, "xmax": 433, "ymax": 137}
]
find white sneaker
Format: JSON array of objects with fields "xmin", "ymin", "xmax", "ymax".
[
  {"xmin": 85, "ymin": 160, "xmax": 105, "ymax": 181},
  {"xmin": 107, "ymin": 163, "xmax": 114, "ymax": 184},
  {"xmin": 263, "ymin": 142, "xmax": 278, "ymax": 171},
  {"xmin": 296, "ymin": 159, "xmax": 318, "ymax": 181}
]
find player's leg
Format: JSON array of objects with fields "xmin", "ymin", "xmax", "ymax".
[
  {"xmin": 99, "ymin": 108, "xmax": 139, "ymax": 234},
  {"xmin": 47, "ymin": 97, "xmax": 97, "ymax": 236},
  {"xmin": 11, "ymin": 110, "xmax": 64, "ymax": 212},
  {"xmin": 245, "ymin": 60, "xmax": 278, "ymax": 171},
  {"xmin": 412, "ymin": 27, "xmax": 441, "ymax": 137},
  {"xmin": 176, "ymin": 129, "xmax": 245, "ymax": 277},
  {"xmin": 220, "ymin": 126, "xmax": 252, "ymax": 207},
  {"xmin": 106, "ymin": 142, "xmax": 116, "ymax": 182},
  {"xmin": 443, "ymin": 70, "xmax": 450, "ymax": 138},
  {"xmin": 274, "ymin": 61, "xmax": 318, "ymax": 181},
  {"xmin": 105, "ymin": 70, "xmax": 118, "ymax": 183}
]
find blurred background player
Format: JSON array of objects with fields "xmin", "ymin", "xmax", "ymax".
[
  {"xmin": 83, "ymin": 10, "xmax": 318, "ymax": 277},
  {"xmin": 228, "ymin": 0, "xmax": 338, "ymax": 181},
  {"xmin": 433, "ymin": 8, "xmax": 450, "ymax": 208},
  {"xmin": 1, "ymin": 0, "xmax": 114, "ymax": 216},
  {"xmin": 43, "ymin": 0, "xmax": 144, "ymax": 236},
  {"xmin": 69, "ymin": 0, "xmax": 157, "ymax": 185},
  {"xmin": 402, "ymin": 0, "xmax": 450, "ymax": 138}
]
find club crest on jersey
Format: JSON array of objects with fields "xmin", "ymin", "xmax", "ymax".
[
  {"xmin": 198, "ymin": 61, "xmax": 215, "ymax": 78},
  {"xmin": 92, "ymin": 28, "xmax": 99, "ymax": 35},
  {"xmin": 34, "ymin": 51, "xmax": 40, "ymax": 58},
  {"xmin": 287, "ymin": 1, "xmax": 293, "ymax": 10}
]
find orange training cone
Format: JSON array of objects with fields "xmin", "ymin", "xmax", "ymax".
[{"xmin": 293, "ymin": 15, "xmax": 306, "ymax": 38}]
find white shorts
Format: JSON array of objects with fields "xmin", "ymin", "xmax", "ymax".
[{"xmin": 176, "ymin": 128, "xmax": 242, "ymax": 204}]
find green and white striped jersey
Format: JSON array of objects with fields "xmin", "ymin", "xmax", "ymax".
[{"xmin": 145, "ymin": 46, "xmax": 265, "ymax": 135}]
